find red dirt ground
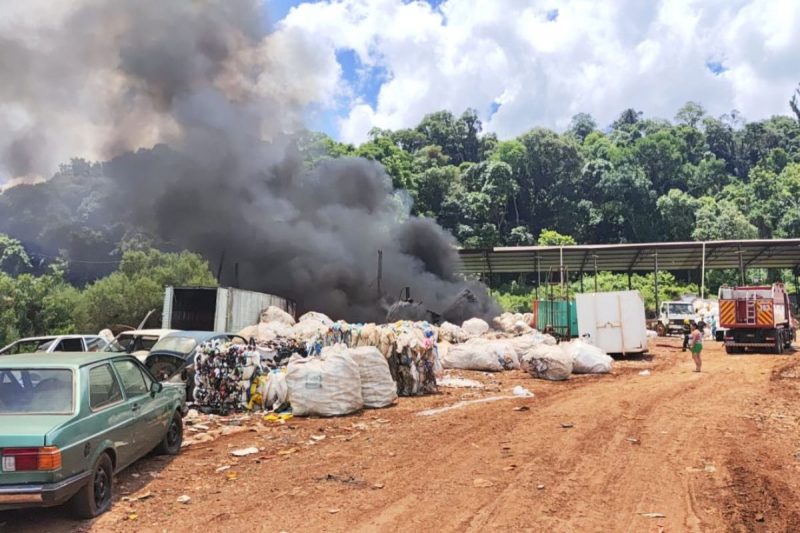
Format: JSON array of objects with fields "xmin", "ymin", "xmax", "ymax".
[{"xmin": 3, "ymin": 337, "xmax": 799, "ymax": 532}]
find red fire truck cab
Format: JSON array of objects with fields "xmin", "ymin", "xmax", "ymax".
[{"xmin": 718, "ymin": 283, "xmax": 796, "ymax": 354}]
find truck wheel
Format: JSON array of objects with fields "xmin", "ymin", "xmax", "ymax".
[
  {"xmin": 70, "ymin": 452, "xmax": 113, "ymax": 519},
  {"xmin": 655, "ymin": 323, "xmax": 667, "ymax": 337},
  {"xmin": 775, "ymin": 335, "xmax": 785, "ymax": 355},
  {"xmin": 156, "ymin": 411, "xmax": 183, "ymax": 455}
]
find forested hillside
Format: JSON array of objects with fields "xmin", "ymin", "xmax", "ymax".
[{"xmin": 303, "ymin": 100, "xmax": 800, "ymax": 247}]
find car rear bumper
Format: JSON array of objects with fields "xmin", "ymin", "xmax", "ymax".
[{"xmin": 0, "ymin": 471, "xmax": 90, "ymax": 511}]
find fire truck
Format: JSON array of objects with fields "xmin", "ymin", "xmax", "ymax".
[{"xmin": 718, "ymin": 283, "xmax": 796, "ymax": 354}]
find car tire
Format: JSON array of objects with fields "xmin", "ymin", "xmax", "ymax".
[
  {"xmin": 156, "ymin": 411, "xmax": 183, "ymax": 455},
  {"xmin": 70, "ymin": 452, "xmax": 113, "ymax": 519},
  {"xmin": 655, "ymin": 323, "xmax": 667, "ymax": 337}
]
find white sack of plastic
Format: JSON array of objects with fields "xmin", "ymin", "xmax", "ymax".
[
  {"xmin": 520, "ymin": 344, "xmax": 573, "ymax": 381},
  {"xmin": 261, "ymin": 306, "xmax": 296, "ymax": 326},
  {"xmin": 286, "ymin": 346, "xmax": 363, "ymax": 416},
  {"xmin": 462, "ymin": 318, "xmax": 490, "ymax": 337},
  {"xmin": 442, "ymin": 338, "xmax": 504, "ymax": 372},
  {"xmin": 565, "ymin": 340, "xmax": 614, "ymax": 374},
  {"xmin": 298, "ymin": 311, "xmax": 333, "ymax": 326},
  {"xmin": 348, "ymin": 346, "xmax": 398, "ymax": 408}
]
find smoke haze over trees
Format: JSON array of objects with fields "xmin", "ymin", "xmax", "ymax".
[{"xmin": 1, "ymin": 0, "xmax": 799, "ymax": 326}]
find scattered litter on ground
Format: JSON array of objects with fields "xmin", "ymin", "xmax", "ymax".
[
  {"xmin": 437, "ymin": 377, "xmax": 485, "ymax": 389},
  {"xmin": 473, "ymin": 478, "xmax": 495, "ymax": 488},
  {"xmin": 230, "ymin": 447, "xmax": 259, "ymax": 457},
  {"xmin": 561, "ymin": 422, "xmax": 574, "ymax": 428},
  {"xmin": 536, "ymin": 484, "xmax": 545, "ymax": 490},
  {"xmin": 513, "ymin": 406, "xmax": 530, "ymax": 412},
  {"xmin": 639, "ymin": 370, "xmax": 652, "ymax": 376},
  {"xmin": 417, "ymin": 396, "xmax": 518, "ymax": 416},
  {"xmin": 512, "ymin": 385, "xmax": 533, "ymax": 397},
  {"xmin": 637, "ymin": 512, "xmax": 666, "ymax": 518},
  {"xmin": 177, "ymin": 495, "xmax": 192, "ymax": 504}
]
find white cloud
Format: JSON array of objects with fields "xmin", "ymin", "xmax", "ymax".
[{"xmin": 278, "ymin": 0, "xmax": 800, "ymax": 143}]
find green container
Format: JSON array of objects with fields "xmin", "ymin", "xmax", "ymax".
[{"xmin": 532, "ymin": 299, "xmax": 578, "ymax": 338}]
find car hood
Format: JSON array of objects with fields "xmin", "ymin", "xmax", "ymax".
[{"xmin": 0, "ymin": 414, "xmax": 74, "ymax": 447}]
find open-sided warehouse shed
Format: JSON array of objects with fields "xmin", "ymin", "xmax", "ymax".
[{"xmin": 457, "ymin": 239, "xmax": 800, "ymax": 309}]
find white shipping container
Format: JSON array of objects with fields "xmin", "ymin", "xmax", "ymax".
[
  {"xmin": 162, "ymin": 286, "xmax": 296, "ymax": 332},
  {"xmin": 576, "ymin": 290, "xmax": 648, "ymax": 355}
]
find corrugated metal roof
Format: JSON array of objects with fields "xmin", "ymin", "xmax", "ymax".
[{"xmin": 457, "ymin": 239, "xmax": 800, "ymax": 274}]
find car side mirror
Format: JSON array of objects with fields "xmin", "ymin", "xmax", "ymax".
[{"xmin": 150, "ymin": 382, "xmax": 163, "ymax": 395}]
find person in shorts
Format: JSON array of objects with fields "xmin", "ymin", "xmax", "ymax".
[{"xmin": 688, "ymin": 322, "xmax": 703, "ymax": 372}]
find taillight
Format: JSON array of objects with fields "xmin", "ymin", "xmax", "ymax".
[{"xmin": 1, "ymin": 447, "xmax": 62, "ymax": 472}]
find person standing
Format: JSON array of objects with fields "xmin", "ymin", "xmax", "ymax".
[
  {"xmin": 688, "ymin": 322, "xmax": 703, "ymax": 372},
  {"xmin": 682, "ymin": 319, "xmax": 692, "ymax": 351}
]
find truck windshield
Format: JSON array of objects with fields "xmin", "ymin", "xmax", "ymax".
[
  {"xmin": 0, "ymin": 369, "xmax": 74, "ymax": 414},
  {"xmin": 668, "ymin": 303, "xmax": 693, "ymax": 314}
]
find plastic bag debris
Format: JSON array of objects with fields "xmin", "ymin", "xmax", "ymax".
[
  {"xmin": 565, "ymin": 340, "xmax": 613, "ymax": 374},
  {"xmin": 231, "ymin": 447, "xmax": 259, "ymax": 457},
  {"xmin": 437, "ymin": 377, "xmax": 484, "ymax": 389},
  {"xmin": 638, "ymin": 370, "xmax": 651, "ymax": 376},
  {"xmin": 512, "ymin": 385, "xmax": 533, "ymax": 397}
]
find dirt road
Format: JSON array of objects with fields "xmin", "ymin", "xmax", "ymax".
[{"xmin": 3, "ymin": 338, "xmax": 799, "ymax": 532}]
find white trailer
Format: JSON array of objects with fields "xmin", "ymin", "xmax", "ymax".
[
  {"xmin": 576, "ymin": 290, "xmax": 648, "ymax": 355},
  {"xmin": 162, "ymin": 286, "xmax": 296, "ymax": 333}
]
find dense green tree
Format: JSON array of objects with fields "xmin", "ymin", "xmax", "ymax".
[
  {"xmin": 537, "ymin": 229, "xmax": 576, "ymax": 246},
  {"xmin": 568, "ymin": 113, "xmax": 597, "ymax": 142},
  {"xmin": 0, "ymin": 233, "xmax": 32, "ymax": 275},
  {"xmin": 78, "ymin": 249, "xmax": 217, "ymax": 332},
  {"xmin": 656, "ymin": 189, "xmax": 701, "ymax": 241},
  {"xmin": 693, "ymin": 198, "xmax": 758, "ymax": 240}
]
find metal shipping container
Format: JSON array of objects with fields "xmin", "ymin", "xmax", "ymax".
[
  {"xmin": 162, "ymin": 286, "xmax": 296, "ymax": 332},
  {"xmin": 531, "ymin": 299, "xmax": 578, "ymax": 338},
  {"xmin": 575, "ymin": 290, "xmax": 648, "ymax": 355}
]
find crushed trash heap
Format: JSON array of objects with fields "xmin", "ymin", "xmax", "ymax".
[{"xmin": 190, "ymin": 308, "xmax": 617, "ymax": 417}]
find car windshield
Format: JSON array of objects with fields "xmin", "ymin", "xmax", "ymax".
[
  {"xmin": 0, "ymin": 369, "xmax": 74, "ymax": 414},
  {"xmin": 106, "ymin": 335, "xmax": 160, "ymax": 354},
  {"xmin": 0, "ymin": 338, "xmax": 57, "ymax": 355},
  {"xmin": 151, "ymin": 336, "xmax": 198, "ymax": 355},
  {"xmin": 668, "ymin": 303, "xmax": 693, "ymax": 314}
]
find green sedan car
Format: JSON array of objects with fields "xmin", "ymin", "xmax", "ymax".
[{"xmin": 0, "ymin": 352, "xmax": 186, "ymax": 518}]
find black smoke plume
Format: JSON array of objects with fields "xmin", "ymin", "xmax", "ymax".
[{"xmin": 0, "ymin": 0, "xmax": 499, "ymax": 323}]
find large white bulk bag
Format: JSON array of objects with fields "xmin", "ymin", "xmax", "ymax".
[
  {"xmin": 462, "ymin": 318, "xmax": 490, "ymax": 337},
  {"xmin": 443, "ymin": 339, "xmax": 504, "ymax": 372},
  {"xmin": 348, "ymin": 346, "xmax": 397, "ymax": 408},
  {"xmin": 291, "ymin": 319, "xmax": 329, "ymax": 342},
  {"xmin": 520, "ymin": 344, "xmax": 573, "ymax": 381},
  {"xmin": 492, "ymin": 341, "xmax": 520, "ymax": 370},
  {"xmin": 438, "ymin": 322, "xmax": 469, "ymax": 343},
  {"xmin": 566, "ymin": 340, "xmax": 613, "ymax": 374},
  {"xmin": 261, "ymin": 306, "xmax": 296, "ymax": 326},
  {"xmin": 298, "ymin": 311, "xmax": 333, "ymax": 326},
  {"xmin": 286, "ymin": 347, "xmax": 363, "ymax": 416}
]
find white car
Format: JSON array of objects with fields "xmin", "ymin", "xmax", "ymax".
[
  {"xmin": 105, "ymin": 329, "xmax": 178, "ymax": 361},
  {"xmin": 0, "ymin": 335, "xmax": 108, "ymax": 355}
]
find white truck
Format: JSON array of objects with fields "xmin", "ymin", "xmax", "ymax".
[
  {"xmin": 655, "ymin": 301, "xmax": 696, "ymax": 336},
  {"xmin": 575, "ymin": 290, "xmax": 648, "ymax": 355}
]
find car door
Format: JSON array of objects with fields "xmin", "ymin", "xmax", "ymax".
[
  {"xmin": 112, "ymin": 358, "xmax": 171, "ymax": 455},
  {"xmin": 86, "ymin": 363, "xmax": 138, "ymax": 469}
]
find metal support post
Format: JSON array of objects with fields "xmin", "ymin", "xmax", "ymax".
[
  {"xmin": 654, "ymin": 251, "xmax": 660, "ymax": 316},
  {"xmin": 738, "ymin": 246, "xmax": 745, "ymax": 285},
  {"xmin": 700, "ymin": 241, "xmax": 705, "ymax": 299}
]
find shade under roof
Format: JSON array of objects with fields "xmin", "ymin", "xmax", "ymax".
[{"xmin": 457, "ymin": 239, "xmax": 800, "ymax": 275}]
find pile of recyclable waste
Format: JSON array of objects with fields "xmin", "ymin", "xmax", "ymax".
[{"xmin": 190, "ymin": 307, "xmax": 616, "ymax": 417}]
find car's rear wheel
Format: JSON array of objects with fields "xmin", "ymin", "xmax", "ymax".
[
  {"xmin": 70, "ymin": 452, "xmax": 113, "ymax": 519},
  {"xmin": 156, "ymin": 411, "xmax": 183, "ymax": 455}
]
